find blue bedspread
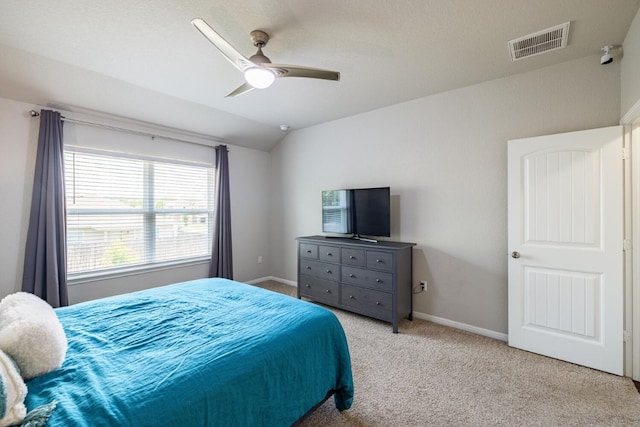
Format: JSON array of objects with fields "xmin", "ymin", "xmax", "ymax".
[{"xmin": 25, "ymin": 278, "xmax": 354, "ymax": 426}]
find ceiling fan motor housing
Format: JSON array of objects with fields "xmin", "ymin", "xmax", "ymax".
[
  {"xmin": 250, "ymin": 30, "xmax": 270, "ymax": 47},
  {"xmin": 249, "ymin": 30, "xmax": 271, "ymax": 63}
]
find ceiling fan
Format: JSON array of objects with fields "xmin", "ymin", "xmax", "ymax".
[{"xmin": 191, "ymin": 18, "xmax": 340, "ymax": 97}]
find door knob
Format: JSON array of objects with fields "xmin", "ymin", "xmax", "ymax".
[{"xmin": 511, "ymin": 251, "xmax": 520, "ymax": 259}]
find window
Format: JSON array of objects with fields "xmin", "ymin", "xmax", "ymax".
[{"xmin": 65, "ymin": 147, "xmax": 214, "ymax": 277}]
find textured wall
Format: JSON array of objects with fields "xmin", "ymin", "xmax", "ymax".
[
  {"xmin": 269, "ymin": 55, "xmax": 620, "ymax": 334},
  {"xmin": 622, "ymin": 7, "xmax": 640, "ymax": 118}
]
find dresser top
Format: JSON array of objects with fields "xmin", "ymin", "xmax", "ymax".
[{"xmin": 297, "ymin": 235, "xmax": 416, "ymax": 250}]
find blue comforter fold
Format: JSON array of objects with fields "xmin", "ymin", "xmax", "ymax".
[{"xmin": 25, "ymin": 279, "xmax": 354, "ymax": 426}]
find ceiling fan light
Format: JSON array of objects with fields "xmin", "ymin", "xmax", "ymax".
[{"xmin": 244, "ymin": 67, "xmax": 275, "ymax": 89}]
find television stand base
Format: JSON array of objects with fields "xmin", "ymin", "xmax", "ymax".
[
  {"xmin": 353, "ymin": 235, "xmax": 378, "ymax": 243},
  {"xmin": 323, "ymin": 234, "xmax": 379, "ymax": 243}
]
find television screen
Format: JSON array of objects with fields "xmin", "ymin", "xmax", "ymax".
[
  {"xmin": 352, "ymin": 187, "xmax": 390, "ymax": 237},
  {"xmin": 322, "ymin": 187, "xmax": 390, "ymax": 238}
]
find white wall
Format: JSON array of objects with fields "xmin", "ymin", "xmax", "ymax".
[
  {"xmin": 0, "ymin": 96, "xmax": 272, "ymax": 303},
  {"xmin": 269, "ymin": 55, "xmax": 621, "ymax": 334},
  {"xmin": 622, "ymin": 7, "xmax": 640, "ymax": 118},
  {"xmin": 0, "ymin": 98, "xmax": 39, "ymax": 298}
]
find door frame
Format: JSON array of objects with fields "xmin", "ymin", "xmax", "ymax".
[
  {"xmin": 622, "ymin": 99, "xmax": 640, "ymax": 381},
  {"xmin": 630, "ymin": 124, "xmax": 639, "ymax": 381}
]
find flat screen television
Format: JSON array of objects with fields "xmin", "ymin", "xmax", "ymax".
[{"xmin": 322, "ymin": 187, "xmax": 390, "ymax": 241}]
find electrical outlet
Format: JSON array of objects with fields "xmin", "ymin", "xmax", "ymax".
[{"xmin": 420, "ymin": 280, "xmax": 427, "ymax": 292}]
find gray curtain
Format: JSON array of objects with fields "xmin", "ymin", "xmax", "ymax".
[
  {"xmin": 22, "ymin": 110, "xmax": 68, "ymax": 307},
  {"xmin": 209, "ymin": 145, "xmax": 233, "ymax": 279}
]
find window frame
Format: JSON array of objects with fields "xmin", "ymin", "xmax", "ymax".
[{"xmin": 64, "ymin": 146, "xmax": 215, "ymax": 282}]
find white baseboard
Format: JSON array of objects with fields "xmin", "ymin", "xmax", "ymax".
[
  {"xmin": 412, "ymin": 312, "xmax": 508, "ymax": 342},
  {"xmin": 252, "ymin": 276, "xmax": 508, "ymax": 342},
  {"xmin": 247, "ymin": 276, "xmax": 297, "ymax": 287}
]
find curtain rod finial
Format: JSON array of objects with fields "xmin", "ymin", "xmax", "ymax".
[{"xmin": 30, "ymin": 110, "xmax": 40, "ymax": 117}]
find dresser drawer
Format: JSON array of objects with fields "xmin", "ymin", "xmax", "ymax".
[
  {"xmin": 300, "ymin": 259, "xmax": 340, "ymax": 281},
  {"xmin": 299, "ymin": 243, "xmax": 318, "ymax": 259},
  {"xmin": 298, "ymin": 275, "xmax": 339, "ymax": 305},
  {"xmin": 341, "ymin": 248, "xmax": 365, "ymax": 267},
  {"xmin": 341, "ymin": 284, "xmax": 392, "ymax": 320},
  {"xmin": 319, "ymin": 245, "xmax": 340, "ymax": 262},
  {"xmin": 366, "ymin": 251, "xmax": 393, "ymax": 272},
  {"xmin": 341, "ymin": 266, "xmax": 393, "ymax": 291}
]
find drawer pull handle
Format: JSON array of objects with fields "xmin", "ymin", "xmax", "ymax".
[
  {"xmin": 376, "ymin": 259, "xmax": 381, "ymax": 263},
  {"xmin": 326, "ymin": 270, "xmax": 332, "ymax": 274},
  {"xmin": 325, "ymin": 289, "xmax": 331, "ymax": 293},
  {"xmin": 349, "ymin": 295, "xmax": 354, "ymax": 299},
  {"xmin": 326, "ymin": 252, "xmax": 332, "ymax": 256},
  {"xmin": 376, "ymin": 301, "xmax": 381, "ymax": 306},
  {"xmin": 376, "ymin": 278, "xmax": 381, "ymax": 283},
  {"xmin": 306, "ymin": 266, "xmax": 311, "ymax": 270},
  {"xmin": 306, "ymin": 250, "xmax": 312, "ymax": 253},
  {"xmin": 349, "ymin": 274, "xmax": 355, "ymax": 278},
  {"xmin": 350, "ymin": 255, "xmax": 355, "ymax": 259},
  {"xmin": 305, "ymin": 284, "xmax": 310, "ymax": 288}
]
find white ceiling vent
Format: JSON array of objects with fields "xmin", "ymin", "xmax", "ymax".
[{"xmin": 508, "ymin": 22, "xmax": 570, "ymax": 61}]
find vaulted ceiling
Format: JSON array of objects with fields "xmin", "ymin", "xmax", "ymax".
[{"xmin": 0, "ymin": 0, "xmax": 638, "ymax": 151}]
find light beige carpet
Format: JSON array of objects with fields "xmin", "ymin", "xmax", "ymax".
[{"xmin": 252, "ymin": 281, "xmax": 640, "ymax": 427}]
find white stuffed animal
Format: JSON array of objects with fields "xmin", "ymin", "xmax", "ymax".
[
  {"xmin": 0, "ymin": 292, "xmax": 67, "ymax": 380},
  {"xmin": 0, "ymin": 292, "xmax": 67, "ymax": 427}
]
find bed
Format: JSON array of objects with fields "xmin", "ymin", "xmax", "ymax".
[{"xmin": 24, "ymin": 278, "xmax": 354, "ymax": 426}]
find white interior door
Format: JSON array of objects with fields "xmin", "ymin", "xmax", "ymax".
[{"xmin": 508, "ymin": 126, "xmax": 624, "ymax": 375}]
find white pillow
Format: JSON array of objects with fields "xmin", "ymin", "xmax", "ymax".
[{"xmin": 0, "ymin": 292, "xmax": 67, "ymax": 380}]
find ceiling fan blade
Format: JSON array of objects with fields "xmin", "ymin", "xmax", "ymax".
[
  {"xmin": 265, "ymin": 64, "xmax": 340, "ymax": 81},
  {"xmin": 226, "ymin": 82, "xmax": 255, "ymax": 97},
  {"xmin": 191, "ymin": 18, "xmax": 253, "ymax": 71}
]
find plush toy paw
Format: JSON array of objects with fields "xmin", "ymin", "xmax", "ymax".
[{"xmin": 20, "ymin": 400, "xmax": 57, "ymax": 427}]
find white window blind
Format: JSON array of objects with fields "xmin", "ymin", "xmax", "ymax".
[{"xmin": 65, "ymin": 147, "xmax": 214, "ymax": 276}]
